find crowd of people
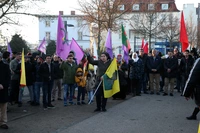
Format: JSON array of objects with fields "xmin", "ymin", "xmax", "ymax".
[{"xmin": 0, "ymin": 47, "xmax": 199, "ymax": 129}]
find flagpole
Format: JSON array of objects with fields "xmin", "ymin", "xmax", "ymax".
[{"xmin": 88, "ymin": 80, "xmax": 102, "ymax": 105}]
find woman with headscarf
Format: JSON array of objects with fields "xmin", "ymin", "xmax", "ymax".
[
  {"xmin": 86, "ymin": 50, "xmax": 111, "ymax": 112},
  {"xmin": 129, "ymin": 52, "xmax": 144, "ymax": 96}
]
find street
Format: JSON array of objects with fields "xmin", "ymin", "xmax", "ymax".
[{"xmin": 0, "ymin": 91, "xmax": 199, "ymax": 133}]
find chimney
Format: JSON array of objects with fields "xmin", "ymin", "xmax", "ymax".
[
  {"xmin": 71, "ymin": 11, "xmax": 75, "ymax": 15},
  {"xmin": 59, "ymin": 11, "xmax": 63, "ymax": 15}
]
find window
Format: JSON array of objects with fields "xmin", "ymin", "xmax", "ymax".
[
  {"xmin": 46, "ymin": 32, "xmax": 50, "ymax": 40},
  {"xmin": 78, "ymin": 32, "xmax": 82, "ymax": 40},
  {"xmin": 45, "ymin": 21, "xmax": 50, "ymax": 27},
  {"xmin": 118, "ymin": 5, "xmax": 124, "ymax": 10},
  {"xmin": 161, "ymin": 4, "xmax": 169, "ymax": 10},
  {"xmin": 133, "ymin": 4, "xmax": 140, "ymax": 11},
  {"xmin": 148, "ymin": 4, "xmax": 155, "ymax": 10}
]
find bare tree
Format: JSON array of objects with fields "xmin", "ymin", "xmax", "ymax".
[
  {"xmin": 186, "ymin": 12, "xmax": 198, "ymax": 49},
  {"xmin": 0, "ymin": 0, "xmax": 46, "ymax": 26},
  {"xmin": 77, "ymin": 0, "xmax": 135, "ymax": 55},
  {"xmin": 159, "ymin": 13, "xmax": 179, "ymax": 49}
]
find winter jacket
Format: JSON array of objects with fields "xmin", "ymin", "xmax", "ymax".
[
  {"xmin": 10, "ymin": 58, "xmax": 20, "ymax": 80},
  {"xmin": 34, "ymin": 63, "xmax": 43, "ymax": 82},
  {"xmin": 60, "ymin": 61, "xmax": 77, "ymax": 84},
  {"xmin": 39, "ymin": 62, "xmax": 55, "ymax": 82},
  {"xmin": 86, "ymin": 76, "xmax": 95, "ymax": 91},
  {"xmin": 147, "ymin": 56, "xmax": 162, "ymax": 74},
  {"xmin": 53, "ymin": 61, "xmax": 64, "ymax": 79},
  {"xmin": 164, "ymin": 57, "xmax": 178, "ymax": 78},
  {"xmin": 183, "ymin": 58, "xmax": 200, "ymax": 106},
  {"xmin": 180, "ymin": 56, "xmax": 194, "ymax": 78},
  {"xmin": 75, "ymin": 67, "xmax": 86, "ymax": 87},
  {"xmin": 0, "ymin": 61, "xmax": 10, "ymax": 103},
  {"xmin": 129, "ymin": 59, "xmax": 144, "ymax": 80}
]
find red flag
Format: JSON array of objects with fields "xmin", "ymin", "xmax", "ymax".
[
  {"xmin": 180, "ymin": 11, "xmax": 188, "ymax": 52},
  {"xmin": 141, "ymin": 38, "xmax": 144, "ymax": 49},
  {"xmin": 143, "ymin": 42, "xmax": 148, "ymax": 54}
]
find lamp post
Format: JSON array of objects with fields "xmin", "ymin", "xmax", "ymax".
[{"xmin": 64, "ymin": 21, "xmax": 74, "ymax": 42}]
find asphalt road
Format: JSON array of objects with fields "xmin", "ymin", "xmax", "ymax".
[{"xmin": 0, "ymin": 91, "xmax": 199, "ymax": 133}]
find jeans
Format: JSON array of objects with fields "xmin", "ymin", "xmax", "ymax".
[
  {"xmin": 88, "ymin": 90, "xmax": 93, "ymax": 102},
  {"xmin": 42, "ymin": 80, "xmax": 54, "ymax": 106},
  {"xmin": 18, "ymin": 85, "xmax": 33, "ymax": 102},
  {"xmin": 34, "ymin": 82, "xmax": 43, "ymax": 103},
  {"xmin": 63, "ymin": 84, "xmax": 75, "ymax": 105},
  {"xmin": 52, "ymin": 79, "xmax": 62, "ymax": 99},
  {"xmin": 77, "ymin": 86, "xmax": 85, "ymax": 103},
  {"xmin": 140, "ymin": 73, "xmax": 148, "ymax": 92}
]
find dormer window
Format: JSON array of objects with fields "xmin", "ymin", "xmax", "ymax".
[
  {"xmin": 148, "ymin": 4, "xmax": 155, "ymax": 10},
  {"xmin": 161, "ymin": 4, "xmax": 169, "ymax": 10},
  {"xmin": 118, "ymin": 5, "xmax": 124, "ymax": 10},
  {"xmin": 133, "ymin": 4, "xmax": 140, "ymax": 11}
]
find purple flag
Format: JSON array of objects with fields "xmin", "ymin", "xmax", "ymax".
[
  {"xmin": 7, "ymin": 43, "xmax": 12, "ymax": 58},
  {"xmin": 56, "ymin": 13, "xmax": 69, "ymax": 60},
  {"xmin": 122, "ymin": 45, "xmax": 129, "ymax": 64},
  {"xmin": 105, "ymin": 29, "xmax": 113, "ymax": 59},
  {"xmin": 37, "ymin": 37, "xmax": 46, "ymax": 54},
  {"xmin": 70, "ymin": 38, "xmax": 84, "ymax": 64}
]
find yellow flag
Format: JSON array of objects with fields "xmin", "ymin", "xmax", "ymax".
[
  {"xmin": 103, "ymin": 58, "xmax": 120, "ymax": 98},
  {"xmin": 198, "ymin": 122, "xmax": 200, "ymax": 133},
  {"xmin": 20, "ymin": 49, "xmax": 26, "ymax": 87}
]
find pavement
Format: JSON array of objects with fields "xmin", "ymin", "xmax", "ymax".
[{"xmin": 1, "ymin": 90, "xmax": 199, "ymax": 133}]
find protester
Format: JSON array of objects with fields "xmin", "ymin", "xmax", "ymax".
[
  {"xmin": 163, "ymin": 51, "xmax": 178, "ymax": 96},
  {"xmin": 86, "ymin": 70, "xmax": 95, "ymax": 103},
  {"xmin": 60, "ymin": 54, "xmax": 78, "ymax": 106},
  {"xmin": 0, "ymin": 52, "xmax": 10, "ymax": 129},
  {"xmin": 129, "ymin": 52, "xmax": 144, "ymax": 96},
  {"xmin": 86, "ymin": 50, "xmax": 112, "ymax": 112},
  {"xmin": 183, "ymin": 58, "xmax": 200, "ymax": 120},
  {"xmin": 39, "ymin": 55, "xmax": 55, "ymax": 109},
  {"xmin": 147, "ymin": 49, "xmax": 162, "ymax": 95},
  {"xmin": 52, "ymin": 55, "xmax": 63, "ymax": 101}
]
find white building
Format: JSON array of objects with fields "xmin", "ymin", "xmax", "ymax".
[{"xmin": 38, "ymin": 11, "xmax": 91, "ymax": 50}]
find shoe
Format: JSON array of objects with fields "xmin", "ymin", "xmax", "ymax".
[
  {"xmin": 73, "ymin": 96, "xmax": 77, "ymax": 99},
  {"xmin": 77, "ymin": 102, "xmax": 81, "ymax": 105},
  {"xmin": 81, "ymin": 101, "xmax": 86, "ymax": 104},
  {"xmin": 34, "ymin": 103, "xmax": 40, "ymax": 106},
  {"xmin": 47, "ymin": 104, "xmax": 55, "ymax": 108},
  {"xmin": 69, "ymin": 102, "xmax": 75, "ymax": 105},
  {"xmin": 144, "ymin": 92, "xmax": 149, "ymax": 94},
  {"xmin": 150, "ymin": 92, "xmax": 154, "ymax": 95},
  {"xmin": 57, "ymin": 98, "xmax": 63, "ymax": 101},
  {"xmin": 136, "ymin": 94, "xmax": 141, "ymax": 96},
  {"xmin": 163, "ymin": 93, "xmax": 168, "ymax": 96},
  {"xmin": 102, "ymin": 108, "xmax": 107, "ymax": 112},
  {"xmin": 170, "ymin": 93, "xmax": 173, "ymax": 96},
  {"xmin": 51, "ymin": 99, "xmax": 55, "ymax": 102},
  {"xmin": 30, "ymin": 101, "xmax": 35, "ymax": 106},
  {"xmin": 156, "ymin": 92, "xmax": 160, "ymax": 95},
  {"xmin": 94, "ymin": 108, "xmax": 101, "ymax": 112},
  {"xmin": 0, "ymin": 124, "xmax": 8, "ymax": 129},
  {"xmin": 186, "ymin": 107, "xmax": 199, "ymax": 120},
  {"xmin": 18, "ymin": 102, "xmax": 22, "ymax": 107},
  {"xmin": 27, "ymin": 101, "xmax": 31, "ymax": 104}
]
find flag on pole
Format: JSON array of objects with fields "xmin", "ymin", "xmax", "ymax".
[
  {"xmin": 198, "ymin": 122, "xmax": 200, "ymax": 133},
  {"xmin": 141, "ymin": 38, "xmax": 144, "ymax": 49},
  {"xmin": 93, "ymin": 39, "xmax": 98, "ymax": 59},
  {"xmin": 56, "ymin": 13, "xmax": 70, "ymax": 60},
  {"xmin": 103, "ymin": 58, "xmax": 120, "ymax": 98},
  {"xmin": 121, "ymin": 25, "xmax": 131, "ymax": 50},
  {"xmin": 105, "ymin": 29, "xmax": 113, "ymax": 59},
  {"xmin": 70, "ymin": 38, "xmax": 84, "ymax": 64},
  {"xmin": 122, "ymin": 45, "xmax": 129, "ymax": 64},
  {"xmin": 20, "ymin": 49, "xmax": 26, "ymax": 87},
  {"xmin": 180, "ymin": 11, "xmax": 189, "ymax": 52},
  {"xmin": 7, "ymin": 42, "xmax": 12, "ymax": 58},
  {"xmin": 37, "ymin": 37, "xmax": 46, "ymax": 54},
  {"xmin": 143, "ymin": 42, "xmax": 149, "ymax": 54}
]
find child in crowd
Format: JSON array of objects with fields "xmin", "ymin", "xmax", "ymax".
[{"xmin": 86, "ymin": 70, "xmax": 95, "ymax": 103}]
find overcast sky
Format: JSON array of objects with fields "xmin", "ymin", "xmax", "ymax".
[{"xmin": 2, "ymin": 0, "xmax": 200, "ymax": 45}]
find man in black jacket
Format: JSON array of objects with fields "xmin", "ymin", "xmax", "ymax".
[
  {"xmin": 0, "ymin": 52, "xmax": 10, "ymax": 129},
  {"xmin": 39, "ymin": 55, "xmax": 55, "ymax": 109},
  {"xmin": 51, "ymin": 55, "xmax": 63, "ymax": 101}
]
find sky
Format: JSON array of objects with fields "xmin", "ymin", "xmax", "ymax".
[{"xmin": 1, "ymin": 0, "xmax": 200, "ymax": 46}]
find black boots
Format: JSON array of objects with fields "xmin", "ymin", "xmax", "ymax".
[{"xmin": 186, "ymin": 107, "xmax": 199, "ymax": 120}]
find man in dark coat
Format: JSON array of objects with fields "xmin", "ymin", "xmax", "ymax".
[
  {"xmin": 163, "ymin": 51, "xmax": 178, "ymax": 96},
  {"xmin": 0, "ymin": 53, "xmax": 10, "ymax": 129},
  {"xmin": 39, "ymin": 55, "xmax": 55, "ymax": 109},
  {"xmin": 183, "ymin": 58, "xmax": 200, "ymax": 120}
]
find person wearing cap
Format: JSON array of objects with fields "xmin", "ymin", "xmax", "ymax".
[
  {"xmin": 0, "ymin": 53, "xmax": 10, "ymax": 129},
  {"xmin": 85, "ymin": 50, "xmax": 111, "ymax": 112}
]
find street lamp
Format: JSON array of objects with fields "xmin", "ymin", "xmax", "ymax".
[{"xmin": 64, "ymin": 21, "xmax": 74, "ymax": 42}]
